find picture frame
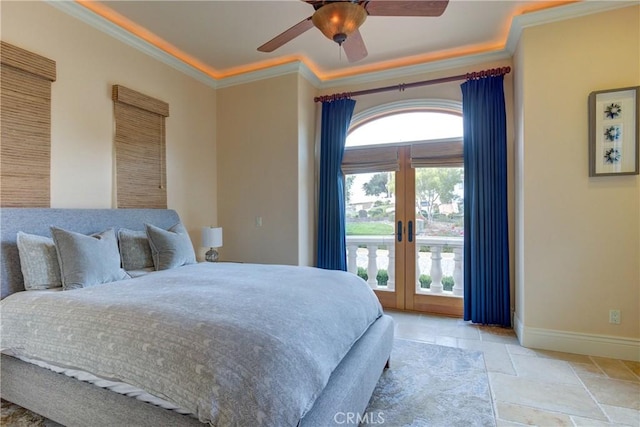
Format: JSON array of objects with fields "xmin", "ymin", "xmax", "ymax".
[{"xmin": 589, "ymin": 86, "xmax": 639, "ymax": 176}]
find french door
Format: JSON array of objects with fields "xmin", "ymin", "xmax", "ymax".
[{"xmin": 345, "ymin": 146, "xmax": 464, "ymax": 316}]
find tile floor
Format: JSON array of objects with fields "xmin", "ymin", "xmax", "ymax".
[{"xmin": 385, "ymin": 310, "xmax": 640, "ymax": 427}]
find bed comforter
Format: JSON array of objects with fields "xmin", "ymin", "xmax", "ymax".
[{"xmin": 1, "ymin": 262, "xmax": 383, "ymax": 426}]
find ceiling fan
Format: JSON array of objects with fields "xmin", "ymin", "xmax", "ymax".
[{"xmin": 257, "ymin": 0, "xmax": 449, "ymax": 63}]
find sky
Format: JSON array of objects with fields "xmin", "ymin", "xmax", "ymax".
[{"xmin": 346, "ymin": 112, "xmax": 463, "ymax": 147}]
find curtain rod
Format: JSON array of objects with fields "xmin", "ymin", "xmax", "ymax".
[{"xmin": 314, "ymin": 66, "xmax": 511, "ymax": 103}]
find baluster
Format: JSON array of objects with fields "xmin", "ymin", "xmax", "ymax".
[
  {"xmin": 452, "ymin": 247, "xmax": 464, "ymax": 296},
  {"xmin": 429, "ymin": 245, "xmax": 443, "ymax": 293},
  {"xmin": 367, "ymin": 245, "xmax": 378, "ymax": 288},
  {"xmin": 387, "ymin": 243, "xmax": 395, "ymax": 291},
  {"xmin": 347, "ymin": 244, "xmax": 358, "ymax": 274}
]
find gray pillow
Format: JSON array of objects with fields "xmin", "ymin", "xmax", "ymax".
[
  {"xmin": 118, "ymin": 228, "xmax": 154, "ymax": 271},
  {"xmin": 16, "ymin": 232, "xmax": 63, "ymax": 290},
  {"xmin": 126, "ymin": 267, "xmax": 156, "ymax": 278},
  {"xmin": 51, "ymin": 227, "xmax": 129, "ymax": 290},
  {"xmin": 145, "ymin": 222, "xmax": 196, "ymax": 270}
]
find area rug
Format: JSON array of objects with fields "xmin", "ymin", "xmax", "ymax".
[
  {"xmin": 1, "ymin": 339, "xmax": 495, "ymax": 427},
  {"xmin": 0, "ymin": 400, "xmax": 61, "ymax": 427},
  {"xmin": 362, "ymin": 338, "xmax": 495, "ymax": 426}
]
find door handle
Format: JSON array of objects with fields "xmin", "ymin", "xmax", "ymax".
[
  {"xmin": 408, "ymin": 220, "xmax": 414, "ymax": 242},
  {"xmin": 397, "ymin": 221, "xmax": 403, "ymax": 242}
]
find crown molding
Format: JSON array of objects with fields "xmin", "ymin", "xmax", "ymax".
[
  {"xmin": 506, "ymin": 0, "xmax": 637, "ymax": 54},
  {"xmin": 298, "ymin": 62, "xmax": 324, "ymax": 88},
  {"xmin": 316, "ymin": 50, "xmax": 512, "ymax": 90},
  {"xmin": 215, "ymin": 50, "xmax": 511, "ymax": 90},
  {"xmin": 50, "ymin": 0, "xmax": 637, "ymax": 91},
  {"xmin": 46, "ymin": 0, "xmax": 219, "ymax": 89},
  {"xmin": 216, "ymin": 61, "xmax": 322, "ymax": 89}
]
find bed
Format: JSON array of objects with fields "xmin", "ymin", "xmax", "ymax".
[{"xmin": 0, "ymin": 208, "xmax": 394, "ymax": 426}]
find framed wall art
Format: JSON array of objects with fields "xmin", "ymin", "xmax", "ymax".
[{"xmin": 589, "ymin": 86, "xmax": 639, "ymax": 176}]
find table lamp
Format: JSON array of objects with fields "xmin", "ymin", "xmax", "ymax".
[{"xmin": 202, "ymin": 226, "xmax": 223, "ymax": 262}]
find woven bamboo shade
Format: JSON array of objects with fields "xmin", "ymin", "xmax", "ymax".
[
  {"xmin": 342, "ymin": 146, "xmax": 400, "ymax": 174},
  {"xmin": 410, "ymin": 139, "xmax": 463, "ymax": 168},
  {"xmin": 1, "ymin": 42, "xmax": 56, "ymax": 207},
  {"xmin": 112, "ymin": 85, "xmax": 169, "ymax": 209}
]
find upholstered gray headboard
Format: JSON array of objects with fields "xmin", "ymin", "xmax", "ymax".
[{"xmin": 0, "ymin": 208, "xmax": 181, "ymax": 298}]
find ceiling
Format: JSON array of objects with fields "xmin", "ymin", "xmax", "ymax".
[{"xmin": 85, "ymin": 0, "xmax": 578, "ymax": 81}]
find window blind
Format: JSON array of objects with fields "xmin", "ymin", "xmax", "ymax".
[
  {"xmin": 342, "ymin": 146, "xmax": 400, "ymax": 174},
  {"xmin": 410, "ymin": 138, "xmax": 463, "ymax": 168},
  {"xmin": 112, "ymin": 85, "xmax": 169, "ymax": 209},
  {"xmin": 0, "ymin": 42, "xmax": 56, "ymax": 207}
]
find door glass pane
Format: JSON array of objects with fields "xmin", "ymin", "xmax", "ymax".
[
  {"xmin": 345, "ymin": 172, "xmax": 396, "ymax": 291},
  {"xmin": 414, "ymin": 167, "xmax": 464, "ymax": 295}
]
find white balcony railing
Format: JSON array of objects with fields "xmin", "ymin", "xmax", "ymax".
[{"xmin": 346, "ymin": 235, "xmax": 464, "ymax": 298}]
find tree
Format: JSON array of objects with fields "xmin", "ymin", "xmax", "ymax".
[
  {"xmin": 345, "ymin": 175, "xmax": 355, "ymax": 204},
  {"xmin": 363, "ymin": 173, "xmax": 390, "ymax": 198},
  {"xmin": 387, "ymin": 172, "xmax": 396, "ymax": 197},
  {"xmin": 415, "ymin": 168, "xmax": 463, "ymax": 222}
]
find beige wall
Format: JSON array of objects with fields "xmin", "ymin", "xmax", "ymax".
[
  {"xmin": 514, "ymin": 6, "xmax": 640, "ymax": 347},
  {"xmin": 297, "ymin": 75, "xmax": 318, "ymax": 266},
  {"xmin": 1, "ymin": 1, "xmax": 217, "ymax": 253},
  {"xmin": 216, "ymin": 74, "xmax": 303, "ymax": 265},
  {"xmin": 513, "ymin": 41, "xmax": 527, "ymax": 330}
]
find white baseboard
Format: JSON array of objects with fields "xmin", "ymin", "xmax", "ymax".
[{"xmin": 513, "ymin": 313, "xmax": 640, "ymax": 362}]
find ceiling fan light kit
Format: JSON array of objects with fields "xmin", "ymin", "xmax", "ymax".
[{"xmin": 311, "ymin": 2, "xmax": 367, "ymax": 46}]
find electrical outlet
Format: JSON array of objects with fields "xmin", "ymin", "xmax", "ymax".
[
  {"xmin": 609, "ymin": 309, "xmax": 621, "ymax": 324},
  {"xmin": 255, "ymin": 217, "xmax": 263, "ymax": 227}
]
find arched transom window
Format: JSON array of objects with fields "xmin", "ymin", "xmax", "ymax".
[{"xmin": 347, "ymin": 111, "xmax": 463, "ymax": 147}]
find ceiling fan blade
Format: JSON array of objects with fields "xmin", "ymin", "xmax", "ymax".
[
  {"xmin": 257, "ymin": 17, "xmax": 314, "ymax": 53},
  {"xmin": 365, "ymin": 0, "xmax": 449, "ymax": 17},
  {"xmin": 343, "ymin": 29, "xmax": 368, "ymax": 63}
]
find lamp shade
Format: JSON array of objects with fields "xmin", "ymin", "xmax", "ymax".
[
  {"xmin": 201, "ymin": 227, "xmax": 223, "ymax": 248},
  {"xmin": 312, "ymin": 2, "xmax": 367, "ymax": 45}
]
